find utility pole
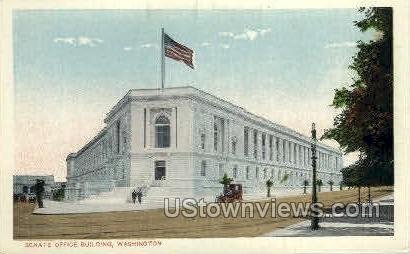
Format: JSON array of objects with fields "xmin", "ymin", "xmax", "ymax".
[{"xmin": 311, "ymin": 123, "xmax": 319, "ymax": 230}]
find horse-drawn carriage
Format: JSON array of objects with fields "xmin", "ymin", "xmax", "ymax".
[{"xmin": 216, "ymin": 184, "xmax": 243, "ymax": 203}]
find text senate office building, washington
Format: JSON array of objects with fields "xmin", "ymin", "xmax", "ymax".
[{"xmin": 65, "ymin": 86, "xmax": 343, "ymax": 204}]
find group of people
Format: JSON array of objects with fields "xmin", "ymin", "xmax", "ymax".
[{"xmin": 131, "ymin": 188, "xmax": 143, "ymax": 204}]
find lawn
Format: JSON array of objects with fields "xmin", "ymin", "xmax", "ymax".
[{"xmin": 14, "ymin": 186, "xmax": 393, "ymax": 239}]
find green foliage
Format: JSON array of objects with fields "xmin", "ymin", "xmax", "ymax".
[
  {"xmin": 303, "ymin": 179, "xmax": 309, "ymax": 186},
  {"xmin": 33, "ymin": 180, "xmax": 45, "ymax": 195},
  {"xmin": 266, "ymin": 179, "xmax": 273, "ymax": 188},
  {"xmin": 316, "ymin": 179, "xmax": 323, "ymax": 192},
  {"xmin": 52, "ymin": 188, "xmax": 65, "ymax": 201},
  {"xmin": 322, "ymin": 7, "xmax": 393, "ymax": 187},
  {"xmin": 280, "ymin": 173, "xmax": 289, "ymax": 183},
  {"xmin": 266, "ymin": 178, "xmax": 273, "ymax": 197},
  {"xmin": 219, "ymin": 173, "xmax": 233, "ymax": 186}
]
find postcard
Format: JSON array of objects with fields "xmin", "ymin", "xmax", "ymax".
[{"xmin": 1, "ymin": 0, "xmax": 408, "ymax": 253}]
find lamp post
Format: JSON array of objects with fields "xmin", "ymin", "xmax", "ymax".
[{"xmin": 311, "ymin": 123, "xmax": 319, "ymax": 230}]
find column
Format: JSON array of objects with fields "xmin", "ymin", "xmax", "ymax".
[
  {"xmin": 172, "ymin": 107, "xmax": 177, "ymax": 148},
  {"xmin": 273, "ymin": 136, "xmax": 277, "ymax": 162},
  {"xmin": 303, "ymin": 146, "xmax": 309, "ymax": 168},
  {"xmin": 295, "ymin": 144, "xmax": 299, "ymax": 167},
  {"xmin": 146, "ymin": 107, "xmax": 151, "ymax": 148},
  {"xmin": 284, "ymin": 140, "xmax": 289, "ymax": 164},
  {"xmin": 289, "ymin": 141, "xmax": 292, "ymax": 164},
  {"xmin": 277, "ymin": 138, "xmax": 283, "ymax": 163}
]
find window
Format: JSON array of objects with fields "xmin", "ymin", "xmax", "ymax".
[
  {"xmin": 244, "ymin": 127, "xmax": 249, "ymax": 156},
  {"xmin": 262, "ymin": 133, "xmax": 266, "ymax": 160},
  {"xmin": 282, "ymin": 140, "xmax": 286, "ymax": 162},
  {"xmin": 155, "ymin": 115, "xmax": 170, "ymax": 148},
  {"xmin": 276, "ymin": 138, "xmax": 280, "ymax": 162},
  {"xmin": 233, "ymin": 166, "xmax": 238, "ymax": 178},
  {"xmin": 121, "ymin": 166, "xmax": 125, "ymax": 180},
  {"xmin": 288, "ymin": 142, "xmax": 292, "ymax": 163},
  {"xmin": 271, "ymin": 168, "xmax": 274, "ymax": 178},
  {"xmin": 246, "ymin": 166, "xmax": 250, "ymax": 180},
  {"xmin": 303, "ymin": 147, "xmax": 306, "ymax": 167},
  {"xmin": 154, "ymin": 161, "xmax": 166, "ymax": 180},
  {"xmin": 269, "ymin": 135, "xmax": 273, "ymax": 161},
  {"xmin": 255, "ymin": 167, "xmax": 259, "ymax": 180},
  {"xmin": 263, "ymin": 168, "xmax": 267, "ymax": 179},
  {"xmin": 116, "ymin": 121, "xmax": 121, "ymax": 153},
  {"xmin": 231, "ymin": 139, "xmax": 237, "ymax": 155},
  {"xmin": 201, "ymin": 160, "xmax": 206, "ymax": 176},
  {"xmin": 123, "ymin": 131, "xmax": 127, "ymax": 145},
  {"xmin": 200, "ymin": 133, "xmax": 206, "ymax": 150},
  {"xmin": 108, "ymin": 136, "xmax": 112, "ymax": 156},
  {"xmin": 214, "ymin": 122, "xmax": 219, "ymax": 152},
  {"xmin": 253, "ymin": 130, "xmax": 258, "ymax": 159},
  {"xmin": 293, "ymin": 144, "xmax": 297, "ymax": 164},
  {"xmin": 102, "ymin": 140, "xmax": 106, "ymax": 159}
]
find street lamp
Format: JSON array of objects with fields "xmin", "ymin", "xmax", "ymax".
[{"xmin": 311, "ymin": 123, "xmax": 319, "ymax": 230}]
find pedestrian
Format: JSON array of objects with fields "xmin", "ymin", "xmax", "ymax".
[
  {"xmin": 34, "ymin": 179, "xmax": 45, "ymax": 208},
  {"xmin": 132, "ymin": 190, "xmax": 137, "ymax": 204},
  {"xmin": 137, "ymin": 189, "xmax": 142, "ymax": 204}
]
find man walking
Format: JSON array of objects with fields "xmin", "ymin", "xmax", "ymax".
[{"xmin": 132, "ymin": 189, "xmax": 137, "ymax": 204}]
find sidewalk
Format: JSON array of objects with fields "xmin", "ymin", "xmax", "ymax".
[{"xmin": 262, "ymin": 193, "xmax": 394, "ymax": 237}]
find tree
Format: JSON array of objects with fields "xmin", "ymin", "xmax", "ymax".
[
  {"xmin": 280, "ymin": 173, "xmax": 289, "ymax": 184},
  {"xmin": 303, "ymin": 179, "xmax": 309, "ymax": 194},
  {"xmin": 33, "ymin": 179, "xmax": 45, "ymax": 208},
  {"xmin": 52, "ymin": 188, "xmax": 65, "ymax": 201},
  {"xmin": 219, "ymin": 173, "xmax": 233, "ymax": 192},
  {"xmin": 342, "ymin": 163, "xmax": 366, "ymax": 204},
  {"xmin": 322, "ymin": 7, "xmax": 393, "ymax": 187},
  {"xmin": 266, "ymin": 178, "xmax": 273, "ymax": 197},
  {"xmin": 328, "ymin": 180, "xmax": 334, "ymax": 191},
  {"xmin": 316, "ymin": 179, "xmax": 323, "ymax": 192}
]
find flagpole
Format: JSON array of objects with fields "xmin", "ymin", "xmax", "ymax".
[{"xmin": 161, "ymin": 28, "xmax": 165, "ymax": 89}]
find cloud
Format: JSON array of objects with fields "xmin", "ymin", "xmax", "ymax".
[
  {"xmin": 53, "ymin": 37, "xmax": 76, "ymax": 46},
  {"xmin": 53, "ymin": 36, "xmax": 104, "ymax": 47},
  {"xmin": 220, "ymin": 44, "xmax": 230, "ymax": 49},
  {"xmin": 257, "ymin": 28, "xmax": 271, "ymax": 36},
  {"xmin": 219, "ymin": 28, "xmax": 271, "ymax": 41},
  {"xmin": 219, "ymin": 32, "xmax": 235, "ymax": 37},
  {"xmin": 201, "ymin": 42, "xmax": 211, "ymax": 47},
  {"xmin": 325, "ymin": 41, "xmax": 356, "ymax": 49},
  {"xmin": 123, "ymin": 47, "xmax": 133, "ymax": 51},
  {"xmin": 141, "ymin": 43, "xmax": 155, "ymax": 48}
]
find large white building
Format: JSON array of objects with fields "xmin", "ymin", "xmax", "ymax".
[{"xmin": 65, "ymin": 86, "xmax": 342, "ymax": 203}]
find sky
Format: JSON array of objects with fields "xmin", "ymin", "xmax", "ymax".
[{"xmin": 13, "ymin": 9, "xmax": 375, "ymax": 181}]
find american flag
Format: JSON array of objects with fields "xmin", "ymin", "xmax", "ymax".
[{"xmin": 164, "ymin": 33, "xmax": 194, "ymax": 69}]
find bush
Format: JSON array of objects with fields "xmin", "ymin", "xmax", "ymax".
[{"xmin": 52, "ymin": 188, "xmax": 65, "ymax": 201}]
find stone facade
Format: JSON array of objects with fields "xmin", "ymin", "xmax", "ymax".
[{"xmin": 66, "ymin": 86, "xmax": 343, "ymax": 201}]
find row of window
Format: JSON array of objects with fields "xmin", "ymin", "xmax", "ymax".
[
  {"xmin": 205, "ymin": 123, "xmax": 339, "ymax": 171},
  {"xmin": 75, "ymin": 120, "xmax": 126, "ymax": 175},
  {"xmin": 200, "ymin": 161, "xmax": 311, "ymax": 182}
]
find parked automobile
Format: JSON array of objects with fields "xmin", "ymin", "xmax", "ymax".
[{"xmin": 216, "ymin": 184, "xmax": 243, "ymax": 203}]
